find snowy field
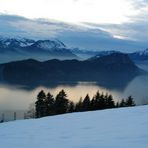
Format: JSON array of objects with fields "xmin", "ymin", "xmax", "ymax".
[{"xmin": 0, "ymin": 105, "xmax": 148, "ymax": 148}]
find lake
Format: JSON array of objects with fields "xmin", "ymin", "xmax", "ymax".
[{"xmin": 0, "ymin": 62, "xmax": 148, "ymax": 121}]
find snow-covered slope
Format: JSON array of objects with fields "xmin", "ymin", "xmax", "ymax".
[
  {"xmin": 32, "ymin": 40, "xmax": 66, "ymax": 50},
  {"xmin": 0, "ymin": 105, "xmax": 148, "ymax": 148},
  {"xmin": 0, "ymin": 37, "xmax": 35, "ymax": 48}
]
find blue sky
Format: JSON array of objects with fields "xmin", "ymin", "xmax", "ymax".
[{"xmin": 0, "ymin": 0, "xmax": 148, "ymax": 51}]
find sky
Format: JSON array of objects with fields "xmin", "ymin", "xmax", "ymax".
[
  {"xmin": 0, "ymin": 0, "xmax": 148, "ymax": 51},
  {"xmin": 0, "ymin": 0, "xmax": 144, "ymax": 24}
]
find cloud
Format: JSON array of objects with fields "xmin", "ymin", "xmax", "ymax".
[
  {"xmin": 0, "ymin": 14, "xmax": 112, "ymax": 39},
  {"xmin": 0, "ymin": 14, "xmax": 148, "ymax": 52},
  {"xmin": 0, "ymin": 0, "xmax": 148, "ymax": 51},
  {"xmin": 130, "ymin": 0, "xmax": 148, "ymax": 9},
  {"xmin": 0, "ymin": 15, "xmax": 82, "ymax": 39},
  {"xmin": 0, "ymin": 0, "xmax": 142, "ymax": 24},
  {"xmin": 81, "ymin": 0, "xmax": 148, "ymax": 43}
]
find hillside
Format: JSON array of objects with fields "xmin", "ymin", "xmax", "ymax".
[
  {"xmin": 0, "ymin": 105, "xmax": 148, "ymax": 148},
  {"xmin": 129, "ymin": 48, "xmax": 148, "ymax": 61},
  {"xmin": 0, "ymin": 53, "xmax": 143, "ymax": 90},
  {"xmin": 88, "ymin": 49, "xmax": 148, "ymax": 62}
]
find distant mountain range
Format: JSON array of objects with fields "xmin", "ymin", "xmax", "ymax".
[
  {"xmin": 128, "ymin": 49, "xmax": 148, "ymax": 61},
  {"xmin": 0, "ymin": 37, "xmax": 148, "ymax": 64},
  {"xmin": 87, "ymin": 49, "xmax": 148, "ymax": 62},
  {"xmin": 0, "ymin": 53, "xmax": 144, "ymax": 90},
  {"xmin": 0, "ymin": 37, "xmax": 77, "ymax": 63}
]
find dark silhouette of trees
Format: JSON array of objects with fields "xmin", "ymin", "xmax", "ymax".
[
  {"xmin": 90, "ymin": 92, "xmax": 115, "ymax": 110},
  {"xmin": 98, "ymin": 93, "xmax": 106, "ymax": 109},
  {"xmin": 119, "ymin": 99, "xmax": 126, "ymax": 107},
  {"xmin": 55, "ymin": 89, "xmax": 69, "ymax": 114},
  {"xmin": 35, "ymin": 89, "xmax": 136, "ymax": 118},
  {"xmin": 126, "ymin": 96, "xmax": 135, "ymax": 107},
  {"xmin": 106, "ymin": 94, "xmax": 115, "ymax": 109},
  {"xmin": 90, "ymin": 91, "xmax": 101, "ymax": 110},
  {"xmin": 90, "ymin": 97, "xmax": 96, "ymax": 110},
  {"xmin": 45, "ymin": 92, "xmax": 55, "ymax": 115},
  {"xmin": 68, "ymin": 101, "xmax": 75, "ymax": 113},
  {"xmin": 119, "ymin": 96, "xmax": 136, "ymax": 107},
  {"xmin": 75, "ymin": 97, "xmax": 83, "ymax": 112},
  {"xmin": 82, "ymin": 94, "xmax": 91, "ymax": 111},
  {"xmin": 35, "ymin": 90, "xmax": 46, "ymax": 118}
]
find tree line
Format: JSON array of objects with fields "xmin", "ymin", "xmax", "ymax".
[{"xmin": 35, "ymin": 89, "xmax": 135, "ymax": 118}]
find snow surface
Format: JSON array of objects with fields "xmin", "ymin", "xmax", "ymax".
[
  {"xmin": 134, "ymin": 48, "xmax": 148, "ymax": 56},
  {"xmin": 0, "ymin": 105, "xmax": 148, "ymax": 148},
  {"xmin": 36, "ymin": 40, "xmax": 66, "ymax": 50},
  {"xmin": 0, "ymin": 38, "xmax": 35, "ymax": 47}
]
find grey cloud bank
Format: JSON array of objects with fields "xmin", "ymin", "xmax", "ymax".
[{"xmin": 0, "ymin": 14, "xmax": 148, "ymax": 52}]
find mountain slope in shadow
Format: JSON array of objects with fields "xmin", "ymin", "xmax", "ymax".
[{"xmin": 0, "ymin": 53, "xmax": 145, "ymax": 90}]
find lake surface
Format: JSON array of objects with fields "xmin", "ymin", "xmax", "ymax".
[{"xmin": 0, "ymin": 61, "xmax": 148, "ymax": 121}]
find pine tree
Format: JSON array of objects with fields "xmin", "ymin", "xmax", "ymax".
[
  {"xmin": 68, "ymin": 101, "xmax": 75, "ymax": 113},
  {"xmin": 106, "ymin": 94, "xmax": 115, "ymax": 108},
  {"xmin": 35, "ymin": 90, "xmax": 46, "ymax": 118},
  {"xmin": 93, "ymin": 91, "xmax": 101, "ymax": 110},
  {"xmin": 98, "ymin": 93, "xmax": 106, "ymax": 109},
  {"xmin": 82, "ymin": 94, "xmax": 91, "ymax": 111},
  {"xmin": 45, "ymin": 92, "xmax": 55, "ymax": 116},
  {"xmin": 75, "ymin": 97, "xmax": 83, "ymax": 112},
  {"xmin": 119, "ymin": 99, "xmax": 126, "ymax": 107},
  {"xmin": 126, "ymin": 96, "xmax": 135, "ymax": 107},
  {"xmin": 90, "ymin": 97, "xmax": 96, "ymax": 110},
  {"xmin": 55, "ymin": 89, "xmax": 69, "ymax": 114}
]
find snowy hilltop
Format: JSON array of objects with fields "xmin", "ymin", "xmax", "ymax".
[{"xmin": 0, "ymin": 105, "xmax": 148, "ymax": 148}]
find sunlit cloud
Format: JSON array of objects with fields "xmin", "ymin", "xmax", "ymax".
[
  {"xmin": 0, "ymin": 0, "xmax": 143, "ymax": 24},
  {"xmin": 0, "ymin": 0, "xmax": 148, "ymax": 51}
]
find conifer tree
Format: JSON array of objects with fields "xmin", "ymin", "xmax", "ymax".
[
  {"xmin": 106, "ymin": 94, "xmax": 115, "ymax": 108},
  {"xmin": 82, "ymin": 94, "xmax": 91, "ymax": 111},
  {"xmin": 93, "ymin": 91, "xmax": 101, "ymax": 110},
  {"xmin": 68, "ymin": 101, "xmax": 75, "ymax": 113},
  {"xmin": 75, "ymin": 97, "xmax": 83, "ymax": 112},
  {"xmin": 90, "ymin": 97, "xmax": 96, "ymax": 110},
  {"xmin": 45, "ymin": 92, "xmax": 55, "ymax": 115},
  {"xmin": 126, "ymin": 96, "xmax": 135, "ymax": 107},
  {"xmin": 35, "ymin": 89, "xmax": 136, "ymax": 117},
  {"xmin": 119, "ymin": 99, "xmax": 126, "ymax": 107},
  {"xmin": 98, "ymin": 93, "xmax": 106, "ymax": 109},
  {"xmin": 55, "ymin": 89, "xmax": 69, "ymax": 114},
  {"xmin": 35, "ymin": 90, "xmax": 46, "ymax": 118}
]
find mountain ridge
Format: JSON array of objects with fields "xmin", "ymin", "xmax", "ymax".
[
  {"xmin": 0, "ymin": 37, "xmax": 77, "ymax": 63},
  {"xmin": 0, "ymin": 53, "xmax": 144, "ymax": 90},
  {"xmin": 87, "ymin": 49, "xmax": 148, "ymax": 61}
]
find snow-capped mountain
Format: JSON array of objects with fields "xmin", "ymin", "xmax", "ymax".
[
  {"xmin": 129, "ymin": 48, "xmax": 148, "ymax": 61},
  {"xmin": 0, "ymin": 37, "xmax": 77, "ymax": 63},
  {"xmin": 87, "ymin": 49, "xmax": 148, "ymax": 62},
  {"xmin": 138, "ymin": 48, "xmax": 148, "ymax": 56},
  {"xmin": 31, "ymin": 40, "xmax": 66, "ymax": 50},
  {"xmin": 88, "ymin": 50, "xmax": 121, "ymax": 61},
  {"xmin": 0, "ymin": 38, "xmax": 35, "ymax": 48},
  {"xmin": 70, "ymin": 48, "xmax": 124, "ymax": 60}
]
